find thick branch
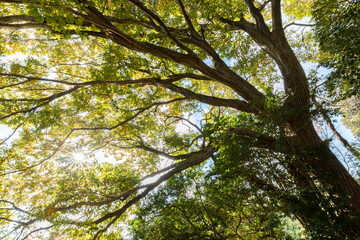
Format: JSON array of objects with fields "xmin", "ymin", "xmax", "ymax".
[
  {"xmin": 180, "ymin": 35, "xmax": 265, "ymax": 106},
  {"xmin": 0, "ymin": 1, "xmax": 266, "ymax": 110},
  {"xmin": 77, "ymin": 1, "xmax": 265, "ymax": 108},
  {"xmin": 106, "ymin": 16, "xmax": 158, "ymax": 30},
  {"xmin": 0, "ymin": 86, "xmax": 80, "ymax": 121},
  {"xmin": 0, "ymin": 73, "xmax": 206, "ymax": 88},
  {"xmin": 0, "ymin": 22, "xmax": 51, "ymax": 30},
  {"xmin": 260, "ymin": 0, "xmax": 271, "ymax": 10},
  {"xmin": 93, "ymin": 146, "xmax": 215, "ymax": 225},
  {"xmin": 91, "ymin": 146, "xmax": 216, "ymax": 239},
  {"xmin": 1, "ymin": 72, "xmax": 256, "ymax": 114},
  {"xmin": 0, "ymin": 15, "xmax": 37, "ymax": 23},
  {"xmin": 51, "ymin": 146, "xmax": 212, "ymax": 217},
  {"xmin": 271, "ymin": 0, "xmax": 284, "ymax": 36},
  {"xmin": 0, "ymin": 0, "xmax": 25, "ymax": 3},
  {"xmin": 219, "ymin": 17, "xmax": 267, "ymax": 49},
  {"xmin": 127, "ymin": 0, "xmax": 194, "ymax": 54},
  {"xmin": 0, "ymin": 13, "xmax": 105, "ymax": 38},
  {"xmin": 163, "ymin": 83, "xmax": 259, "ymax": 114},
  {"xmin": 221, "ymin": 12, "xmax": 310, "ymax": 110},
  {"xmin": 244, "ymin": 0, "xmax": 270, "ymax": 34},
  {"xmin": 176, "ymin": 0, "xmax": 201, "ymax": 39}
]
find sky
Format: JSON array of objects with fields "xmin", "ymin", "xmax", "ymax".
[{"xmin": 0, "ymin": 125, "xmax": 17, "ymax": 141}]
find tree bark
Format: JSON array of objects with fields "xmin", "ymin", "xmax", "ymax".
[
  {"xmin": 254, "ymin": 14, "xmax": 360, "ymax": 237},
  {"xmin": 276, "ymin": 41, "xmax": 360, "ymax": 239}
]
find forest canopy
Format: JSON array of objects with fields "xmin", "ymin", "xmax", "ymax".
[{"xmin": 0, "ymin": 0, "xmax": 359, "ymax": 239}]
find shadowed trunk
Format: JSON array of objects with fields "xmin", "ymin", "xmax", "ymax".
[{"xmin": 277, "ymin": 40, "xmax": 360, "ymax": 238}]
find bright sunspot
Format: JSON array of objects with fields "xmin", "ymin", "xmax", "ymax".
[{"xmin": 72, "ymin": 152, "xmax": 87, "ymax": 162}]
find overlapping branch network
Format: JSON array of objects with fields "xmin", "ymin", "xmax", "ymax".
[{"xmin": 0, "ymin": 0, "xmax": 297, "ymax": 239}]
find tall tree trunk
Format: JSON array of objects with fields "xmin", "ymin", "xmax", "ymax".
[
  {"xmin": 278, "ymin": 51, "xmax": 360, "ymax": 238},
  {"xmin": 278, "ymin": 46, "xmax": 360, "ymax": 212},
  {"xmin": 266, "ymin": 29, "xmax": 360, "ymax": 237},
  {"xmin": 285, "ymin": 122, "xmax": 360, "ymax": 238}
]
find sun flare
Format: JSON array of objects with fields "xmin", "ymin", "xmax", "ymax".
[{"xmin": 72, "ymin": 152, "xmax": 87, "ymax": 162}]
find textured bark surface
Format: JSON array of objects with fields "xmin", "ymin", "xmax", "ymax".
[{"xmin": 262, "ymin": 13, "xmax": 360, "ymax": 237}]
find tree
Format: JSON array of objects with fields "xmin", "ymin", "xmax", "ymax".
[{"xmin": 0, "ymin": 0, "xmax": 359, "ymax": 239}]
